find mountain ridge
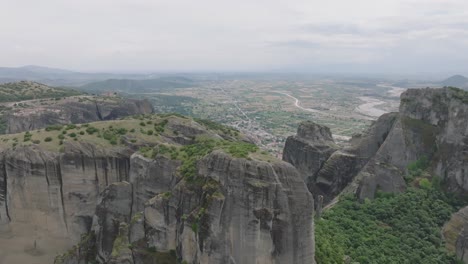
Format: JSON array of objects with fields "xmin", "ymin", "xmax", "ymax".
[
  {"xmin": 0, "ymin": 65, "xmax": 151, "ymax": 86},
  {"xmin": 441, "ymin": 74, "xmax": 468, "ymax": 88}
]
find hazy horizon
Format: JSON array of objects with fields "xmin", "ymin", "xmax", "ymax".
[{"xmin": 1, "ymin": 0, "xmax": 468, "ymax": 75}]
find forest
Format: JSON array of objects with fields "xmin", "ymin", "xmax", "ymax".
[{"xmin": 315, "ymin": 177, "xmax": 464, "ymax": 264}]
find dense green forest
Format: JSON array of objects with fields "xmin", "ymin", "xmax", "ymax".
[{"xmin": 315, "ymin": 178, "xmax": 464, "ymax": 264}]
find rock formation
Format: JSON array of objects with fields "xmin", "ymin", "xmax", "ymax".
[
  {"xmin": 443, "ymin": 206, "xmax": 468, "ymax": 263},
  {"xmin": 0, "ymin": 143, "xmax": 132, "ymax": 242},
  {"xmin": 4, "ymin": 98, "xmax": 153, "ymax": 134},
  {"xmin": 282, "ymin": 121, "xmax": 338, "ymax": 198},
  {"xmin": 283, "ymin": 113, "xmax": 397, "ymax": 203},
  {"xmin": 56, "ymin": 149, "xmax": 314, "ymax": 264},
  {"xmin": 284, "ymin": 87, "xmax": 468, "ymax": 204},
  {"xmin": 0, "ymin": 115, "xmax": 314, "ymax": 264}
]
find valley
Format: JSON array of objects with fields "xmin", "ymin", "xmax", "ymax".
[{"xmin": 124, "ymin": 77, "xmax": 436, "ymax": 156}]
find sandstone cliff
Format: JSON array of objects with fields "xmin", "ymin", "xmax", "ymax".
[
  {"xmin": 4, "ymin": 97, "xmax": 153, "ymax": 134},
  {"xmin": 443, "ymin": 206, "xmax": 468, "ymax": 263},
  {"xmin": 284, "ymin": 87, "xmax": 468, "ymax": 204},
  {"xmin": 283, "ymin": 113, "xmax": 398, "ymax": 203},
  {"xmin": 56, "ymin": 150, "xmax": 314, "ymax": 264},
  {"xmin": 0, "ymin": 114, "xmax": 314, "ymax": 264}
]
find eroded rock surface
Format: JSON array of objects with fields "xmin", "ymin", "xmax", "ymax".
[
  {"xmin": 443, "ymin": 206, "xmax": 468, "ymax": 263},
  {"xmin": 284, "ymin": 87, "xmax": 468, "ymax": 203},
  {"xmin": 283, "ymin": 113, "xmax": 397, "ymax": 202},
  {"xmin": 63, "ymin": 151, "xmax": 314, "ymax": 264},
  {"xmin": 0, "ymin": 115, "xmax": 314, "ymax": 264},
  {"xmin": 0, "ymin": 143, "xmax": 132, "ymax": 242},
  {"xmin": 5, "ymin": 98, "xmax": 153, "ymax": 134},
  {"xmin": 282, "ymin": 121, "xmax": 338, "ymax": 192}
]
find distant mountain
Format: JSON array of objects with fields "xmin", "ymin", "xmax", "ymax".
[
  {"xmin": 0, "ymin": 81, "xmax": 83, "ymax": 102},
  {"xmin": 79, "ymin": 77, "xmax": 195, "ymax": 93},
  {"xmin": 0, "ymin": 65, "xmax": 150, "ymax": 86},
  {"xmin": 18, "ymin": 65, "xmax": 74, "ymax": 74},
  {"xmin": 441, "ymin": 75, "xmax": 468, "ymax": 88}
]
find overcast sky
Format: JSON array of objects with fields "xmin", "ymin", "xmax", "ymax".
[{"xmin": 1, "ymin": 0, "xmax": 467, "ymax": 74}]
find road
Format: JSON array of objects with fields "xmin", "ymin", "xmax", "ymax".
[
  {"xmin": 274, "ymin": 92, "xmax": 322, "ymax": 114},
  {"xmin": 273, "ymin": 91, "xmax": 354, "ymax": 141}
]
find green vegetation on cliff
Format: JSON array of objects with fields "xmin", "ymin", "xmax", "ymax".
[
  {"xmin": 178, "ymin": 137, "xmax": 258, "ymax": 180},
  {"xmin": 54, "ymin": 233, "xmax": 97, "ymax": 264},
  {"xmin": 0, "ymin": 114, "xmax": 265, "ymax": 166},
  {"xmin": 448, "ymin": 86, "xmax": 468, "ymax": 103}
]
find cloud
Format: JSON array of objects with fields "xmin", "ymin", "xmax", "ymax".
[{"xmin": 0, "ymin": 0, "xmax": 467, "ymax": 74}]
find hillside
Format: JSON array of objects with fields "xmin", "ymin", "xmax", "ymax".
[
  {"xmin": 0, "ymin": 81, "xmax": 82, "ymax": 102},
  {"xmin": 442, "ymin": 75, "xmax": 468, "ymax": 88},
  {"xmin": 79, "ymin": 77, "xmax": 195, "ymax": 93},
  {"xmin": 0, "ymin": 114, "xmax": 243, "ymax": 152}
]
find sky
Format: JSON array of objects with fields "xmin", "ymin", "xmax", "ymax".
[{"xmin": 1, "ymin": 0, "xmax": 468, "ymax": 74}]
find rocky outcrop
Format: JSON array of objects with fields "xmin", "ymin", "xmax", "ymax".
[
  {"xmin": 284, "ymin": 87, "xmax": 468, "ymax": 203},
  {"xmin": 5, "ymin": 98, "xmax": 153, "ymax": 133},
  {"xmin": 400, "ymin": 88, "xmax": 468, "ymax": 195},
  {"xmin": 92, "ymin": 182, "xmax": 133, "ymax": 262},
  {"xmin": 443, "ymin": 206, "xmax": 468, "ymax": 263},
  {"xmin": 0, "ymin": 115, "xmax": 314, "ymax": 264},
  {"xmin": 0, "ymin": 143, "xmax": 132, "ymax": 242},
  {"xmin": 157, "ymin": 151, "xmax": 315, "ymax": 264},
  {"xmin": 284, "ymin": 114, "xmax": 397, "ymax": 203},
  {"xmin": 356, "ymin": 87, "xmax": 468, "ymax": 199},
  {"xmin": 63, "ymin": 150, "xmax": 315, "ymax": 264},
  {"xmin": 282, "ymin": 121, "xmax": 338, "ymax": 191}
]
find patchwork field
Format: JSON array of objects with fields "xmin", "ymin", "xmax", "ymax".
[{"xmin": 121, "ymin": 76, "xmax": 437, "ymax": 156}]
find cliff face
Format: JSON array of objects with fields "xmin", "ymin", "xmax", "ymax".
[
  {"xmin": 58, "ymin": 151, "xmax": 314, "ymax": 264},
  {"xmin": 283, "ymin": 87, "xmax": 468, "ymax": 204},
  {"xmin": 5, "ymin": 98, "xmax": 153, "ymax": 134},
  {"xmin": 0, "ymin": 115, "xmax": 314, "ymax": 264},
  {"xmin": 283, "ymin": 113, "xmax": 397, "ymax": 203},
  {"xmin": 0, "ymin": 143, "xmax": 132, "ymax": 242},
  {"xmin": 282, "ymin": 121, "xmax": 338, "ymax": 198},
  {"xmin": 443, "ymin": 206, "xmax": 468, "ymax": 263},
  {"xmin": 400, "ymin": 88, "xmax": 468, "ymax": 194},
  {"xmin": 117, "ymin": 151, "xmax": 313, "ymax": 264}
]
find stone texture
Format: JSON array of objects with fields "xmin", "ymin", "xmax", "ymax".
[
  {"xmin": 5, "ymin": 98, "xmax": 153, "ymax": 134},
  {"xmin": 284, "ymin": 87, "xmax": 468, "ymax": 202},
  {"xmin": 443, "ymin": 206, "xmax": 468, "ymax": 263},
  {"xmin": 92, "ymin": 182, "xmax": 132, "ymax": 262},
  {"xmin": 0, "ymin": 115, "xmax": 315, "ymax": 264},
  {"xmin": 284, "ymin": 113, "xmax": 397, "ymax": 203},
  {"xmin": 282, "ymin": 121, "xmax": 338, "ymax": 184},
  {"xmin": 141, "ymin": 151, "xmax": 315, "ymax": 264},
  {"xmin": 56, "ymin": 150, "xmax": 315, "ymax": 264},
  {"xmin": 0, "ymin": 142, "xmax": 133, "ymax": 243}
]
